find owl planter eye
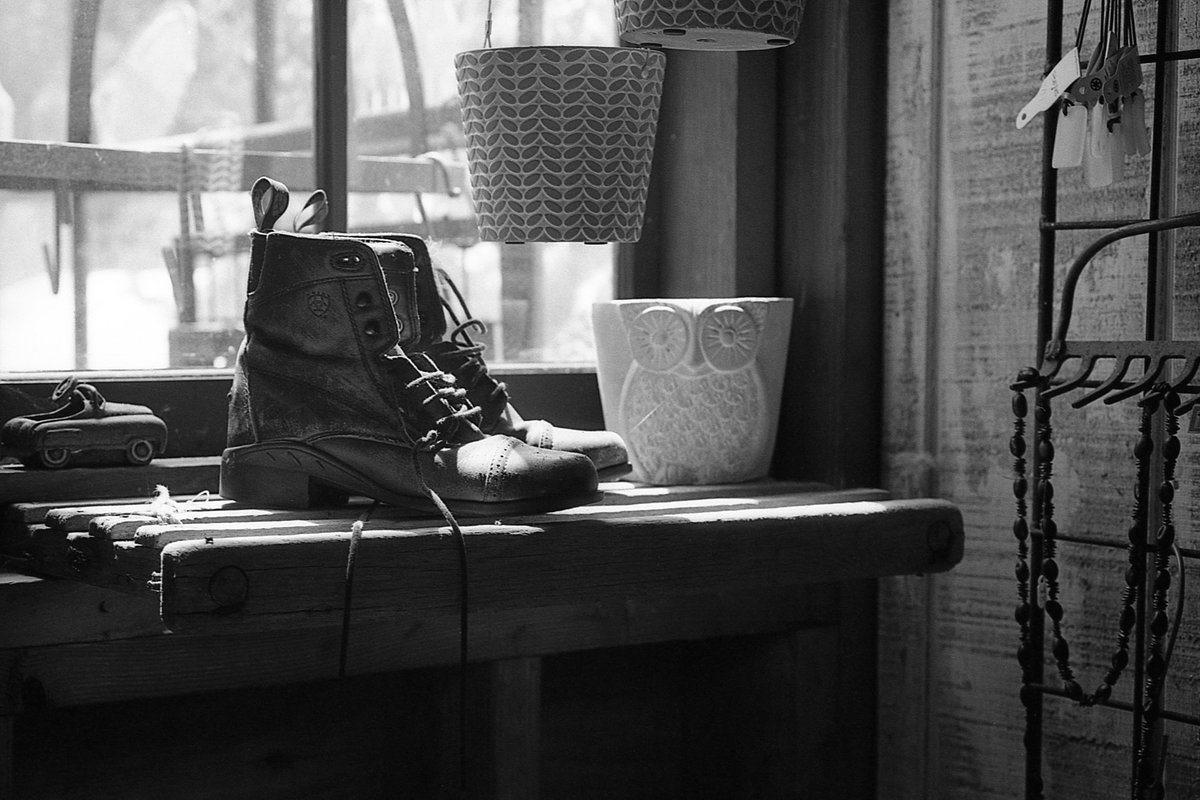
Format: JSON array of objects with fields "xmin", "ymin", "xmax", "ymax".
[
  {"xmin": 698, "ymin": 304, "xmax": 761, "ymax": 372},
  {"xmin": 627, "ymin": 304, "xmax": 692, "ymax": 372}
]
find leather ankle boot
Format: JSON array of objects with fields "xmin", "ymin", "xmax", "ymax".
[
  {"xmin": 390, "ymin": 236, "xmax": 631, "ymax": 478},
  {"xmin": 219, "ymin": 180, "xmax": 600, "ymax": 514}
]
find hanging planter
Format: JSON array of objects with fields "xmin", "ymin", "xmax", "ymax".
[
  {"xmin": 615, "ymin": 0, "xmax": 806, "ymax": 51},
  {"xmin": 454, "ymin": 45, "xmax": 666, "ymax": 243}
]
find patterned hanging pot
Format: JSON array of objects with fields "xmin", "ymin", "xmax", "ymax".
[
  {"xmin": 454, "ymin": 45, "xmax": 666, "ymax": 243},
  {"xmin": 615, "ymin": 0, "xmax": 806, "ymax": 51}
]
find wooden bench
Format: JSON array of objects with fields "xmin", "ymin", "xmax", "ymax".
[{"xmin": 1, "ymin": 460, "xmax": 963, "ymax": 798}]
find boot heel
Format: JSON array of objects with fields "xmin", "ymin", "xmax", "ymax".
[{"xmin": 220, "ymin": 447, "xmax": 348, "ymax": 508}]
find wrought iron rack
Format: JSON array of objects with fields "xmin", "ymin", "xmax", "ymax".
[{"xmin": 1019, "ymin": 1, "xmax": 1200, "ymax": 798}]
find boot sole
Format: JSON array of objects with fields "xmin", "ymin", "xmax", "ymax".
[
  {"xmin": 220, "ymin": 442, "xmax": 602, "ymax": 516},
  {"xmin": 596, "ymin": 462, "xmax": 633, "ymax": 481}
]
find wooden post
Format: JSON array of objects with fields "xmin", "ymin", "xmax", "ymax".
[
  {"xmin": 489, "ymin": 658, "xmax": 541, "ymax": 800},
  {"xmin": 637, "ymin": 50, "xmax": 778, "ymax": 298},
  {"xmin": 439, "ymin": 657, "xmax": 543, "ymax": 799},
  {"xmin": 0, "ymin": 713, "xmax": 12, "ymax": 800},
  {"xmin": 314, "ymin": 1, "xmax": 348, "ymax": 231}
]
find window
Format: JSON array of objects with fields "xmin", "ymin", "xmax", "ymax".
[{"xmin": 0, "ymin": 0, "xmax": 618, "ymax": 373}]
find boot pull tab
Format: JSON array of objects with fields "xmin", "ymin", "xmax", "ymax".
[
  {"xmin": 294, "ymin": 190, "xmax": 329, "ymax": 233},
  {"xmin": 251, "ymin": 176, "xmax": 290, "ymax": 232}
]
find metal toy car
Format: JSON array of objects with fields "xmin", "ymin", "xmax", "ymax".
[{"xmin": 1, "ymin": 377, "xmax": 168, "ymax": 469}]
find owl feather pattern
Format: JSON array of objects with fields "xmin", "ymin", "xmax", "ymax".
[{"xmin": 618, "ymin": 302, "xmax": 768, "ymax": 484}]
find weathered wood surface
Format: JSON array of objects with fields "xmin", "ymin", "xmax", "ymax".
[
  {"xmin": 0, "ymin": 456, "xmax": 219, "ymax": 504},
  {"xmin": 881, "ymin": 1, "xmax": 1200, "ymax": 797},
  {"xmin": 2, "ymin": 481, "xmax": 963, "ymax": 711},
  {"xmin": 4, "ymin": 481, "xmax": 873, "ymax": 584},
  {"xmin": 156, "ymin": 495, "xmax": 960, "ymax": 632},
  {"xmin": 1, "ymin": 575, "xmax": 837, "ymax": 715}
]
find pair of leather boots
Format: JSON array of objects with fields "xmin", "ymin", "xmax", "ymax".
[{"xmin": 219, "ymin": 177, "xmax": 628, "ymax": 515}]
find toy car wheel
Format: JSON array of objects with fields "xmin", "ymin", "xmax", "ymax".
[
  {"xmin": 126, "ymin": 438, "xmax": 156, "ymax": 466},
  {"xmin": 39, "ymin": 448, "xmax": 71, "ymax": 469}
]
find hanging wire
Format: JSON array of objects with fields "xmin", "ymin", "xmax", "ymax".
[{"xmin": 483, "ymin": 0, "xmax": 494, "ymax": 48}]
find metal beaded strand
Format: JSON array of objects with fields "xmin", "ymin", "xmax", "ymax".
[
  {"xmin": 1136, "ymin": 388, "xmax": 1179, "ymax": 795},
  {"xmin": 1025, "ymin": 383, "xmax": 1157, "ymax": 709},
  {"xmin": 1084, "ymin": 397, "xmax": 1154, "ymax": 706},
  {"xmin": 1012, "ymin": 369, "xmax": 1043, "ymax": 800},
  {"xmin": 1012, "ymin": 376, "xmax": 1033, "ymax": 676},
  {"xmin": 1036, "ymin": 394, "xmax": 1084, "ymax": 699}
]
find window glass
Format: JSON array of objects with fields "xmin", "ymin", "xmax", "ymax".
[
  {"xmin": 347, "ymin": 0, "xmax": 618, "ymax": 363},
  {"xmin": 0, "ymin": 0, "xmax": 616, "ymax": 372}
]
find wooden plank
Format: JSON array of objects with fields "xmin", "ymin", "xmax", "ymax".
[
  {"xmin": 0, "ymin": 571, "xmax": 161, "ymax": 648},
  {"xmin": 0, "ymin": 140, "xmax": 467, "ymax": 194},
  {"xmin": 129, "ymin": 486, "xmax": 883, "ymax": 547},
  {"xmin": 43, "ymin": 479, "xmax": 837, "ymax": 538},
  {"xmin": 5, "ymin": 583, "xmax": 837, "ymax": 710},
  {"xmin": 9, "ymin": 497, "xmax": 169, "ymax": 527},
  {"xmin": 0, "ymin": 456, "xmax": 219, "ymax": 504},
  {"xmin": 156, "ymin": 498, "xmax": 961, "ymax": 631},
  {"xmin": 39, "ymin": 480, "xmax": 849, "ymax": 543},
  {"xmin": 46, "ymin": 498, "xmax": 235, "ymax": 531}
]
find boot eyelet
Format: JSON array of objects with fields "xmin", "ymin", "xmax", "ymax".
[
  {"xmin": 355, "ymin": 292, "xmax": 372, "ymax": 309},
  {"xmin": 332, "ymin": 252, "xmax": 364, "ymax": 271}
]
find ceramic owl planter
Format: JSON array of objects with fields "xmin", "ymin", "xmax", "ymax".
[{"xmin": 592, "ymin": 298, "xmax": 793, "ymax": 485}]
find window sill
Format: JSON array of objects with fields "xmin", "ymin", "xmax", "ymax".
[{"xmin": 2, "ymin": 365, "xmax": 605, "ymax": 458}]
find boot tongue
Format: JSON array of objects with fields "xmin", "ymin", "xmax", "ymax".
[
  {"xmin": 400, "ymin": 236, "xmax": 447, "ymax": 349},
  {"xmin": 365, "ymin": 240, "xmax": 421, "ymax": 349}
]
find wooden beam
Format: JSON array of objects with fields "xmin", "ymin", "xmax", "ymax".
[
  {"xmin": 313, "ymin": 0, "xmax": 349, "ymax": 230},
  {"xmin": 637, "ymin": 50, "xmax": 778, "ymax": 297},
  {"xmin": 0, "ymin": 141, "xmax": 469, "ymax": 195},
  {"xmin": 774, "ymin": 0, "xmax": 887, "ymax": 489}
]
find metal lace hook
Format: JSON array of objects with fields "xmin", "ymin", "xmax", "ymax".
[{"xmin": 1040, "ymin": 351, "xmax": 1101, "ymax": 400}]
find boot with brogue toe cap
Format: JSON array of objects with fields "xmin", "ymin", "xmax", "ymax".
[
  {"xmin": 219, "ymin": 179, "xmax": 600, "ymax": 514},
  {"xmin": 391, "ymin": 235, "xmax": 631, "ymax": 479}
]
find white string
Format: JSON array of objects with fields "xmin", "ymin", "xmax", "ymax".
[{"xmin": 483, "ymin": 0, "xmax": 493, "ymax": 47}]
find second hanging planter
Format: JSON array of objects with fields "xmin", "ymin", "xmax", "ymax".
[{"xmin": 454, "ymin": 45, "xmax": 667, "ymax": 244}]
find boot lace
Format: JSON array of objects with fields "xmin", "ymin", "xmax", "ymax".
[
  {"xmin": 435, "ymin": 268, "xmax": 510, "ymax": 409},
  {"xmin": 402, "ymin": 364, "xmax": 482, "ymax": 450}
]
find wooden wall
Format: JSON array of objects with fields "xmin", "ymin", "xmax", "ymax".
[{"xmin": 879, "ymin": 1, "xmax": 1200, "ymax": 797}]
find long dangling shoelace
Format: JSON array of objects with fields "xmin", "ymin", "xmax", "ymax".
[{"xmin": 339, "ymin": 358, "xmax": 481, "ymax": 796}]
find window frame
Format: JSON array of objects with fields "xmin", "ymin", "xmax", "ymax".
[{"xmin": 2, "ymin": 0, "xmax": 887, "ymax": 492}]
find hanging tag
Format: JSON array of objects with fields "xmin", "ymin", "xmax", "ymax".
[
  {"xmin": 1052, "ymin": 103, "xmax": 1087, "ymax": 168},
  {"xmin": 1066, "ymin": 70, "xmax": 1106, "ymax": 110},
  {"xmin": 1124, "ymin": 90, "xmax": 1151, "ymax": 155},
  {"xmin": 1083, "ymin": 103, "xmax": 1113, "ymax": 187},
  {"xmin": 1097, "ymin": 46, "xmax": 1127, "ymax": 107},
  {"xmin": 1108, "ymin": 119, "xmax": 1125, "ymax": 182},
  {"xmin": 1016, "ymin": 48, "xmax": 1081, "ymax": 129},
  {"xmin": 1109, "ymin": 45, "xmax": 1143, "ymax": 101}
]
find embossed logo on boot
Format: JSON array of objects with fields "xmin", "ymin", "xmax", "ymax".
[{"xmin": 307, "ymin": 291, "xmax": 331, "ymax": 318}]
